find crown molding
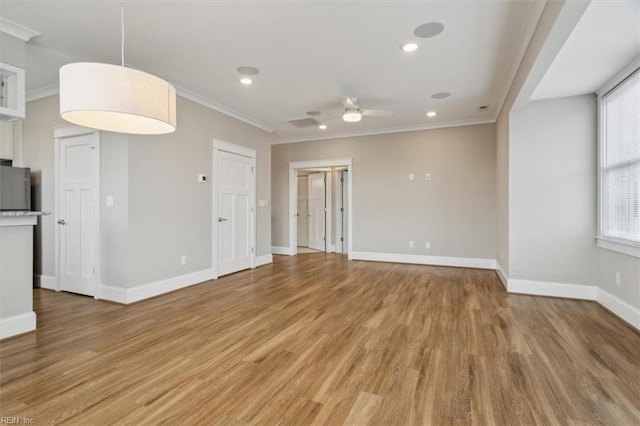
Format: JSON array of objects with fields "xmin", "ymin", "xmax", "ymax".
[
  {"xmin": 0, "ymin": 18, "xmax": 40, "ymax": 42},
  {"xmin": 26, "ymin": 84, "xmax": 60, "ymax": 102},
  {"xmin": 175, "ymin": 86, "xmax": 274, "ymax": 133},
  {"xmin": 272, "ymin": 117, "xmax": 495, "ymax": 145}
]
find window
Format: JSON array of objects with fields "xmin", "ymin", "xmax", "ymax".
[{"xmin": 599, "ymin": 68, "xmax": 640, "ymax": 252}]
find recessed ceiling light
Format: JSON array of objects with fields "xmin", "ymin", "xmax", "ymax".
[
  {"xmin": 431, "ymin": 92, "xmax": 450, "ymax": 99},
  {"xmin": 426, "ymin": 111, "xmax": 437, "ymax": 118},
  {"xmin": 236, "ymin": 66, "xmax": 260, "ymax": 76},
  {"xmin": 401, "ymin": 42, "xmax": 419, "ymax": 52},
  {"xmin": 319, "ymin": 124, "xmax": 327, "ymax": 130},
  {"xmin": 240, "ymin": 77, "xmax": 253, "ymax": 85},
  {"xmin": 414, "ymin": 22, "xmax": 445, "ymax": 39}
]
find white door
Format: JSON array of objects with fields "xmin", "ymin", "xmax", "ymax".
[
  {"xmin": 216, "ymin": 150, "xmax": 254, "ymax": 276},
  {"xmin": 297, "ymin": 176, "xmax": 309, "ymax": 247},
  {"xmin": 307, "ymin": 172, "xmax": 325, "ymax": 251},
  {"xmin": 58, "ymin": 133, "xmax": 99, "ymax": 297}
]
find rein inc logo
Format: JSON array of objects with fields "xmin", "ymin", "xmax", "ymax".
[{"xmin": 0, "ymin": 418, "xmax": 34, "ymax": 424}]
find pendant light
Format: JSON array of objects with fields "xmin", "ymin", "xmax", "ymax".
[{"xmin": 59, "ymin": 7, "xmax": 176, "ymax": 135}]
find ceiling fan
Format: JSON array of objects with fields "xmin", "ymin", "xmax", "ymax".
[{"xmin": 339, "ymin": 96, "xmax": 393, "ymax": 123}]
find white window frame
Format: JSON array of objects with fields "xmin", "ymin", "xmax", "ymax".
[{"xmin": 596, "ymin": 58, "xmax": 640, "ymax": 258}]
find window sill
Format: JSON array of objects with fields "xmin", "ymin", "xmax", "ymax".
[{"xmin": 597, "ymin": 238, "xmax": 640, "ymax": 258}]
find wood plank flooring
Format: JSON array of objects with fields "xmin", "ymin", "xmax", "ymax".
[{"xmin": 1, "ymin": 254, "xmax": 639, "ymax": 425}]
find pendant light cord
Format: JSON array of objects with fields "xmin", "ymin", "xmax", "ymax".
[{"xmin": 121, "ymin": 6, "xmax": 125, "ymax": 67}]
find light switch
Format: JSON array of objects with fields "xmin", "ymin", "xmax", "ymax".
[
  {"xmin": 409, "ymin": 173, "xmax": 414, "ymax": 181},
  {"xmin": 106, "ymin": 196, "xmax": 114, "ymax": 207}
]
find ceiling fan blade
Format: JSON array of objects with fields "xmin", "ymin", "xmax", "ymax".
[
  {"xmin": 341, "ymin": 96, "xmax": 356, "ymax": 109},
  {"xmin": 362, "ymin": 109, "xmax": 393, "ymax": 117}
]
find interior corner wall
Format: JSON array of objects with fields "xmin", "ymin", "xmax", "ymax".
[
  {"xmin": 272, "ymin": 124, "xmax": 497, "ymax": 260},
  {"xmin": 126, "ymin": 96, "xmax": 273, "ymax": 288},
  {"xmin": 509, "ymin": 94, "xmax": 599, "ymax": 286},
  {"xmin": 496, "ymin": 110, "xmax": 509, "ymax": 275}
]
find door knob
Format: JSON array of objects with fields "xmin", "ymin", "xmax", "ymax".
[
  {"xmin": 218, "ymin": 217, "xmax": 227, "ymax": 222},
  {"xmin": 58, "ymin": 219, "xmax": 66, "ymax": 225}
]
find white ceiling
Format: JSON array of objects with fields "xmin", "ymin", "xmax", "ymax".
[
  {"xmin": 1, "ymin": 0, "xmax": 544, "ymax": 142},
  {"xmin": 531, "ymin": 0, "xmax": 640, "ymax": 101}
]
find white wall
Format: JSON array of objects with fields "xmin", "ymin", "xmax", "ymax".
[
  {"xmin": 509, "ymin": 95, "xmax": 599, "ymax": 285},
  {"xmin": 272, "ymin": 124, "xmax": 497, "ymax": 261},
  {"xmin": 22, "ymin": 94, "xmax": 273, "ymax": 293}
]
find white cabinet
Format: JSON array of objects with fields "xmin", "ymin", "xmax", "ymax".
[
  {"xmin": 0, "ymin": 121, "xmax": 13, "ymax": 160},
  {"xmin": 0, "ymin": 62, "xmax": 25, "ymax": 120}
]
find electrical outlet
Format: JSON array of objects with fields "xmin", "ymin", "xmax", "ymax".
[
  {"xmin": 409, "ymin": 241, "xmax": 414, "ymax": 248},
  {"xmin": 425, "ymin": 173, "xmax": 431, "ymax": 181},
  {"xmin": 181, "ymin": 255, "xmax": 187, "ymax": 265},
  {"xmin": 425, "ymin": 241, "xmax": 430, "ymax": 249},
  {"xmin": 615, "ymin": 272, "xmax": 621, "ymax": 285}
]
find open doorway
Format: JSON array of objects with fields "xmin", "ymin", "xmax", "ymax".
[{"xmin": 289, "ymin": 159, "xmax": 352, "ymax": 257}]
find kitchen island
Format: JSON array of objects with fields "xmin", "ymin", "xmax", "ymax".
[{"xmin": 0, "ymin": 211, "xmax": 49, "ymax": 339}]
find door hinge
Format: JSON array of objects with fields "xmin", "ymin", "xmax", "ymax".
[
  {"xmin": 340, "ymin": 178, "xmax": 344, "ymax": 183},
  {"xmin": 251, "ymin": 247, "xmax": 254, "ymax": 253},
  {"xmin": 251, "ymin": 207, "xmax": 254, "ymax": 213},
  {"xmin": 341, "ymin": 237, "xmax": 344, "ymax": 242},
  {"xmin": 93, "ymin": 266, "xmax": 96, "ymax": 275},
  {"xmin": 251, "ymin": 167, "xmax": 255, "ymax": 173},
  {"xmin": 323, "ymin": 236, "xmax": 326, "ymax": 241},
  {"xmin": 340, "ymin": 207, "xmax": 344, "ymax": 212}
]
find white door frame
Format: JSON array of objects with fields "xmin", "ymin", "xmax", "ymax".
[
  {"xmin": 212, "ymin": 139, "xmax": 257, "ymax": 279},
  {"xmin": 54, "ymin": 125, "xmax": 101, "ymax": 296},
  {"xmin": 289, "ymin": 159, "xmax": 353, "ymax": 258}
]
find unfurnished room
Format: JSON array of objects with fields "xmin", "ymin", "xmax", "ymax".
[{"xmin": 0, "ymin": 0, "xmax": 639, "ymax": 424}]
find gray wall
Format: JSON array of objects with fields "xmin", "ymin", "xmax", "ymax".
[
  {"xmin": 509, "ymin": 95, "xmax": 599, "ymax": 285},
  {"xmin": 22, "ymin": 94, "xmax": 273, "ymax": 290},
  {"xmin": 272, "ymin": 124, "xmax": 497, "ymax": 260}
]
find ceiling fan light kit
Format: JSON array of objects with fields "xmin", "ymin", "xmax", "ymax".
[
  {"xmin": 342, "ymin": 110, "xmax": 362, "ymax": 122},
  {"xmin": 59, "ymin": 7, "xmax": 177, "ymax": 135}
]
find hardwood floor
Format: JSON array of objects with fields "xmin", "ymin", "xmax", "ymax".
[{"xmin": 1, "ymin": 254, "xmax": 639, "ymax": 425}]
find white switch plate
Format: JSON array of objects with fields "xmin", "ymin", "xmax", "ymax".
[
  {"xmin": 409, "ymin": 241, "xmax": 414, "ymax": 248},
  {"xmin": 425, "ymin": 173, "xmax": 431, "ymax": 181},
  {"xmin": 425, "ymin": 241, "xmax": 430, "ymax": 249},
  {"xmin": 409, "ymin": 173, "xmax": 414, "ymax": 181},
  {"xmin": 181, "ymin": 255, "xmax": 187, "ymax": 265},
  {"xmin": 105, "ymin": 196, "xmax": 114, "ymax": 207}
]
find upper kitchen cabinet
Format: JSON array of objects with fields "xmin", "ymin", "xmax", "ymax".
[{"xmin": 0, "ymin": 62, "xmax": 25, "ymax": 120}]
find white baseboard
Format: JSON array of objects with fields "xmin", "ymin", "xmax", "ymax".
[
  {"xmin": 508, "ymin": 278, "xmax": 597, "ymax": 300},
  {"xmin": 272, "ymin": 246, "xmax": 294, "ymax": 256},
  {"xmin": 502, "ymin": 276, "xmax": 638, "ymax": 331},
  {"xmin": 34, "ymin": 274, "xmax": 56, "ymax": 290},
  {"xmin": 597, "ymin": 288, "xmax": 640, "ymax": 330},
  {"xmin": 98, "ymin": 284, "xmax": 129, "ymax": 304},
  {"xmin": 328, "ymin": 244, "xmax": 336, "ymax": 253},
  {"xmin": 99, "ymin": 269, "xmax": 215, "ymax": 304},
  {"xmin": 495, "ymin": 262, "xmax": 508, "ymax": 289},
  {"xmin": 0, "ymin": 311, "xmax": 36, "ymax": 339},
  {"xmin": 350, "ymin": 251, "xmax": 497, "ymax": 270},
  {"xmin": 255, "ymin": 254, "xmax": 273, "ymax": 267}
]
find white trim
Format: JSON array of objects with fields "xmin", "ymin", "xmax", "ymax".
[
  {"xmin": 274, "ymin": 118, "xmax": 494, "ymax": 145},
  {"xmin": 0, "ymin": 18, "xmax": 40, "ymax": 42},
  {"xmin": 54, "ymin": 126, "xmax": 101, "ymax": 295},
  {"xmin": 127, "ymin": 269, "xmax": 214, "ymax": 304},
  {"xmin": 0, "ymin": 61, "xmax": 25, "ymax": 119},
  {"xmin": 597, "ymin": 238, "xmax": 640, "ymax": 258},
  {"xmin": 212, "ymin": 139, "xmax": 257, "ymax": 279},
  {"xmin": 98, "ymin": 284, "xmax": 129, "ymax": 304},
  {"xmin": 176, "ymin": 86, "xmax": 274, "ymax": 133},
  {"xmin": 596, "ymin": 56, "xmax": 640, "ymax": 98},
  {"xmin": 0, "ymin": 311, "xmax": 36, "ymax": 339},
  {"xmin": 98, "ymin": 269, "xmax": 215, "ymax": 304},
  {"xmin": 34, "ymin": 274, "xmax": 56, "ymax": 290},
  {"xmin": 26, "ymin": 84, "xmax": 60, "ymax": 103},
  {"xmin": 255, "ymin": 254, "xmax": 273, "ymax": 267},
  {"xmin": 327, "ymin": 244, "xmax": 336, "ymax": 253},
  {"xmin": 597, "ymin": 288, "xmax": 640, "ymax": 331},
  {"xmin": 495, "ymin": 262, "xmax": 508, "ymax": 289},
  {"xmin": 272, "ymin": 246, "xmax": 294, "ymax": 256},
  {"xmin": 508, "ymin": 278, "xmax": 597, "ymax": 300},
  {"xmin": 350, "ymin": 251, "xmax": 496, "ymax": 270}
]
